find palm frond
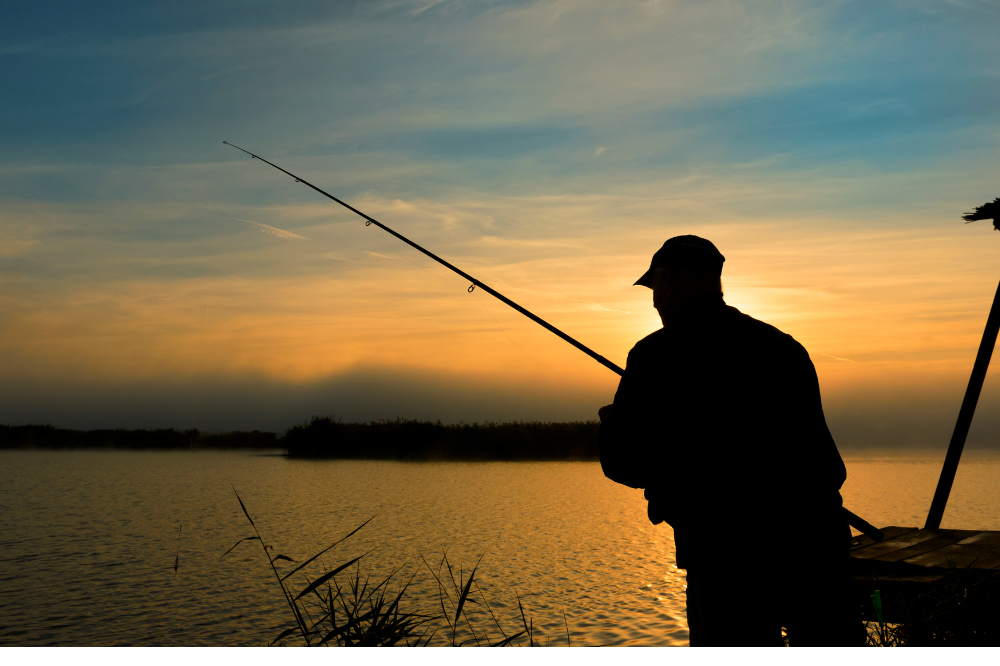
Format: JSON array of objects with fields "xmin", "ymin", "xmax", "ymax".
[{"xmin": 962, "ymin": 198, "xmax": 1000, "ymax": 229}]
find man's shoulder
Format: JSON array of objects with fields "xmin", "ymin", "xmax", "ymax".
[
  {"xmin": 628, "ymin": 326, "xmax": 672, "ymax": 361},
  {"xmin": 724, "ymin": 306, "xmax": 809, "ymax": 357},
  {"xmin": 633, "ymin": 327, "xmax": 667, "ymax": 349},
  {"xmin": 725, "ymin": 305, "xmax": 794, "ymax": 337},
  {"xmin": 628, "ymin": 305, "xmax": 807, "ymax": 357}
]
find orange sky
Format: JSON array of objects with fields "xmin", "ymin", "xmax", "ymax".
[
  {"xmin": 3, "ymin": 1, "xmax": 1000, "ymax": 444},
  {"xmin": 5, "ymin": 184, "xmax": 1000, "ymax": 445}
]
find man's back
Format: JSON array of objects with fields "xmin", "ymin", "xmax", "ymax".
[{"xmin": 600, "ymin": 296, "xmax": 848, "ymax": 569}]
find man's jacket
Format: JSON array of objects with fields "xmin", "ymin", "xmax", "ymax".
[{"xmin": 599, "ymin": 296, "xmax": 848, "ymax": 569}]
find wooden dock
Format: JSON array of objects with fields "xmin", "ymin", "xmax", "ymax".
[
  {"xmin": 851, "ymin": 527, "xmax": 1000, "ymax": 576},
  {"xmin": 850, "ymin": 526, "xmax": 1000, "ymax": 626}
]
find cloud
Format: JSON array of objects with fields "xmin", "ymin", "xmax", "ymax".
[
  {"xmin": 225, "ymin": 215, "xmax": 309, "ymax": 240},
  {"xmin": 584, "ymin": 303, "xmax": 628, "ymax": 313},
  {"xmin": 817, "ymin": 352, "xmax": 857, "ymax": 364}
]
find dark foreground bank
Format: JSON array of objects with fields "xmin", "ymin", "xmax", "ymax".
[{"xmin": 0, "ymin": 417, "xmax": 601, "ymax": 460}]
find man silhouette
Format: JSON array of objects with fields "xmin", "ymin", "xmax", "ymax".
[{"xmin": 598, "ymin": 236, "xmax": 861, "ymax": 646}]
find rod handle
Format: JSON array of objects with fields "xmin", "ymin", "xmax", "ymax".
[{"xmin": 844, "ymin": 507, "xmax": 884, "ymax": 543}]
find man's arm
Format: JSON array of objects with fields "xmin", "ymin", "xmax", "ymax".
[
  {"xmin": 797, "ymin": 347, "xmax": 848, "ymax": 491},
  {"xmin": 599, "ymin": 347, "xmax": 656, "ymax": 489},
  {"xmin": 757, "ymin": 338, "xmax": 848, "ymax": 516}
]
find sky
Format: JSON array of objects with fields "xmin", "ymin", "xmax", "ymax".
[{"xmin": 2, "ymin": 0, "xmax": 1000, "ymax": 447}]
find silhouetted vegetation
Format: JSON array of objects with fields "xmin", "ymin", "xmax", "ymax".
[
  {"xmin": 224, "ymin": 490, "xmax": 547, "ymax": 646},
  {"xmin": 283, "ymin": 417, "xmax": 599, "ymax": 460},
  {"xmin": 0, "ymin": 424, "xmax": 277, "ymax": 450},
  {"xmin": 2, "ymin": 417, "xmax": 600, "ymax": 459},
  {"xmin": 861, "ymin": 567, "xmax": 1000, "ymax": 646}
]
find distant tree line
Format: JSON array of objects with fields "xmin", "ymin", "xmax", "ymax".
[
  {"xmin": 0, "ymin": 424, "xmax": 277, "ymax": 450},
  {"xmin": 0, "ymin": 417, "xmax": 601, "ymax": 460},
  {"xmin": 284, "ymin": 417, "xmax": 600, "ymax": 460}
]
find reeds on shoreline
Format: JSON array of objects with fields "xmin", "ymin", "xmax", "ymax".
[{"xmin": 221, "ymin": 489, "xmax": 550, "ymax": 646}]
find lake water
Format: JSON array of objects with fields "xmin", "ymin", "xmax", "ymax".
[{"xmin": 1, "ymin": 450, "xmax": 998, "ymax": 647}]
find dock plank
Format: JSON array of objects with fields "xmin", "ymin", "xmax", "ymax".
[
  {"xmin": 973, "ymin": 553, "xmax": 1000, "ymax": 569},
  {"xmin": 849, "ymin": 526, "xmax": 916, "ymax": 551},
  {"xmin": 850, "ymin": 529, "xmax": 948, "ymax": 560},
  {"xmin": 872, "ymin": 530, "xmax": 979, "ymax": 563},
  {"xmin": 905, "ymin": 532, "xmax": 1000, "ymax": 569}
]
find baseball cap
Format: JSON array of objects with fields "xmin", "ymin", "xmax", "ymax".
[{"xmin": 634, "ymin": 235, "xmax": 725, "ymax": 287}]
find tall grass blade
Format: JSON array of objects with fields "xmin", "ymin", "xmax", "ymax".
[
  {"xmin": 356, "ymin": 569, "xmax": 372, "ymax": 607},
  {"xmin": 476, "ymin": 581, "xmax": 507, "ymax": 641},
  {"xmin": 492, "ymin": 629, "xmax": 527, "ymax": 647},
  {"xmin": 270, "ymin": 627, "xmax": 300, "ymax": 645},
  {"xmin": 438, "ymin": 583, "xmax": 453, "ymax": 635},
  {"xmin": 381, "ymin": 573, "xmax": 414, "ymax": 620},
  {"xmin": 562, "ymin": 608, "xmax": 570, "ymax": 647},
  {"xmin": 517, "ymin": 592, "xmax": 529, "ymax": 635},
  {"xmin": 516, "ymin": 592, "xmax": 534, "ymax": 647},
  {"xmin": 173, "ymin": 524, "xmax": 182, "ymax": 574},
  {"xmin": 220, "ymin": 535, "xmax": 260, "ymax": 558},
  {"xmin": 419, "ymin": 553, "xmax": 453, "ymax": 604},
  {"xmin": 280, "ymin": 515, "xmax": 377, "ymax": 582},
  {"xmin": 231, "ymin": 485, "xmax": 255, "ymax": 528},
  {"xmin": 227, "ymin": 491, "xmax": 310, "ymax": 644},
  {"xmin": 454, "ymin": 561, "xmax": 479, "ymax": 626},
  {"xmin": 445, "ymin": 554, "xmax": 459, "ymax": 593},
  {"xmin": 465, "ymin": 620, "xmax": 482, "ymax": 646},
  {"xmin": 293, "ymin": 552, "xmax": 370, "ymax": 601}
]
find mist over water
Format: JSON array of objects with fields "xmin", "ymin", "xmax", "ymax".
[
  {"xmin": 0, "ymin": 368, "xmax": 613, "ymax": 433},
  {"xmin": 2, "ymin": 449, "xmax": 997, "ymax": 646},
  {"xmin": 5, "ymin": 366, "xmax": 1000, "ymax": 450}
]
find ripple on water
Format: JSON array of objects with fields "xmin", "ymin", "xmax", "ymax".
[{"xmin": 2, "ymin": 450, "xmax": 998, "ymax": 646}]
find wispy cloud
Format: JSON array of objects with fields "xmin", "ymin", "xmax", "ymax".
[
  {"xmin": 817, "ymin": 352, "xmax": 858, "ymax": 364},
  {"xmin": 224, "ymin": 215, "xmax": 309, "ymax": 240},
  {"xmin": 584, "ymin": 303, "xmax": 628, "ymax": 313}
]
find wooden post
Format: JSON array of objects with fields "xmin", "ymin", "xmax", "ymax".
[{"xmin": 924, "ymin": 276, "xmax": 1000, "ymax": 530}]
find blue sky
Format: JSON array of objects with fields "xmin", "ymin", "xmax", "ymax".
[
  {"xmin": 5, "ymin": 1, "xmax": 996, "ymax": 174},
  {"xmin": 2, "ymin": 0, "xmax": 1000, "ymax": 443}
]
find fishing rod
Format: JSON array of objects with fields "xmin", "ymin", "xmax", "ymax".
[
  {"xmin": 223, "ymin": 141, "xmax": 624, "ymax": 376},
  {"xmin": 223, "ymin": 142, "xmax": 886, "ymax": 544}
]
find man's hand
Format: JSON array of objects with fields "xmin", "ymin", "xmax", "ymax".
[{"xmin": 598, "ymin": 404, "xmax": 613, "ymax": 422}]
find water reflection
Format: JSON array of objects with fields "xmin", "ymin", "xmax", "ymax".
[{"xmin": 0, "ymin": 450, "xmax": 997, "ymax": 646}]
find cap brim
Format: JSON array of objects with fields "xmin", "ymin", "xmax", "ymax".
[{"xmin": 634, "ymin": 268, "xmax": 654, "ymax": 288}]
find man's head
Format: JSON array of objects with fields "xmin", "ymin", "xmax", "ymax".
[{"xmin": 635, "ymin": 235, "xmax": 725, "ymax": 325}]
